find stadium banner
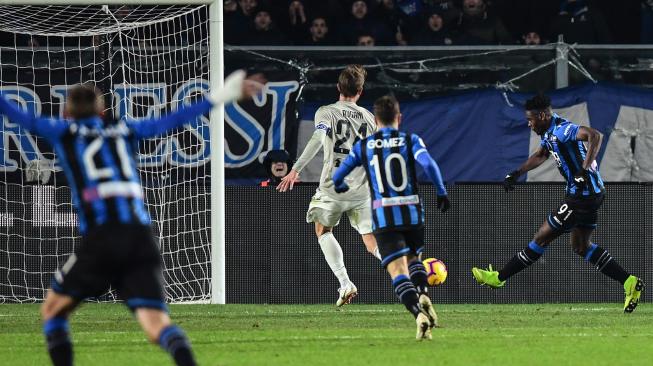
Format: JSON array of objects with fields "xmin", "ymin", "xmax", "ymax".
[
  {"xmin": 298, "ymin": 82, "xmax": 653, "ymax": 183},
  {"xmin": 0, "ymin": 66, "xmax": 301, "ymax": 184}
]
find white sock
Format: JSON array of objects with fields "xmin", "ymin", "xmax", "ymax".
[
  {"xmin": 373, "ymin": 247, "xmax": 382, "ymax": 261},
  {"xmin": 318, "ymin": 232, "xmax": 350, "ymax": 287}
]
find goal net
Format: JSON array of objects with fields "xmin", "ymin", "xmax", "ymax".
[{"xmin": 0, "ymin": 4, "xmax": 213, "ymax": 303}]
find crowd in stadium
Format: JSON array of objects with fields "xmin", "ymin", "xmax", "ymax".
[{"xmin": 226, "ymin": 0, "xmax": 653, "ymax": 46}]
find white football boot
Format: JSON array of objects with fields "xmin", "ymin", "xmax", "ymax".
[
  {"xmin": 336, "ymin": 282, "xmax": 358, "ymax": 307},
  {"xmin": 415, "ymin": 312, "xmax": 432, "ymax": 340},
  {"xmin": 419, "ymin": 294, "xmax": 439, "ymax": 329}
]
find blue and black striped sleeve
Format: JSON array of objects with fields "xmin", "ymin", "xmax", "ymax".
[
  {"xmin": 127, "ymin": 99, "xmax": 213, "ymax": 139},
  {"xmin": 332, "ymin": 140, "xmax": 363, "ymax": 189},
  {"xmin": 411, "ymin": 134, "xmax": 447, "ymax": 196},
  {"xmin": 0, "ymin": 95, "xmax": 68, "ymax": 141}
]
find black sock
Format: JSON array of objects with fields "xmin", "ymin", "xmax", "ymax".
[
  {"xmin": 579, "ymin": 243, "xmax": 630, "ymax": 284},
  {"xmin": 159, "ymin": 325, "xmax": 197, "ymax": 366},
  {"xmin": 392, "ymin": 274, "xmax": 421, "ymax": 318},
  {"xmin": 408, "ymin": 260, "xmax": 429, "ymax": 296},
  {"xmin": 43, "ymin": 317, "xmax": 73, "ymax": 366},
  {"xmin": 498, "ymin": 241, "xmax": 546, "ymax": 281}
]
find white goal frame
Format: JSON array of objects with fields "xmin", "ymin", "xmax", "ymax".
[{"xmin": 1, "ymin": 0, "xmax": 227, "ymax": 304}]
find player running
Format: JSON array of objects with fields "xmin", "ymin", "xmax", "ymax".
[
  {"xmin": 0, "ymin": 71, "xmax": 260, "ymax": 366},
  {"xmin": 472, "ymin": 94, "xmax": 644, "ymax": 313},
  {"xmin": 277, "ymin": 65, "xmax": 379, "ymax": 306},
  {"xmin": 333, "ymin": 96, "xmax": 450, "ymax": 340}
]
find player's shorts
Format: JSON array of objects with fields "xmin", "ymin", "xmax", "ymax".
[
  {"xmin": 547, "ymin": 193, "xmax": 605, "ymax": 233},
  {"xmin": 51, "ymin": 223, "xmax": 167, "ymax": 312},
  {"xmin": 374, "ymin": 226, "xmax": 424, "ymax": 268},
  {"xmin": 306, "ymin": 190, "xmax": 373, "ymax": 234}
]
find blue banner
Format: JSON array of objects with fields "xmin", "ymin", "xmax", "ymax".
[{"xmin": 300, "ymin": 82, "xmax": 653, "ymax": 183}]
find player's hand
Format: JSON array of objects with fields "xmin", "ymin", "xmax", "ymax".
[
  {"xmin": 503, "ymin": 170, "xmax": 520, "ymax": 192},
  {"xmin": 437, "ymin": 195, "xmax": 450, "ymax": 213},
  {"xmin": 334, "ymin": 182, "xmax": 349, "ymax": 193},
  {"xmin": 573, "ymin": 169, "xmax": 589, "ymax": 189},
  {"xmin": 276, "ymin": 169, "xmax": 300, "ymax": 192},
  {"xmin": 242, "ymin": 73, "xmax": 266, "ymax": 100}
]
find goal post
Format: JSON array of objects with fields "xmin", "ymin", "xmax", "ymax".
[{"xmin": 0, "ymin": 1, "xmax": 226, "ymax": 304}]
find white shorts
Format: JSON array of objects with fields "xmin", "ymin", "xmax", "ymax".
[{"xmin": 306, "ymin": 190, "xmax": 373, "ymax": 234}]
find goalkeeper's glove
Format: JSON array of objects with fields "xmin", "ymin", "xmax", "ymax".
[{"xmin": 503, "ymin": 170, "xmax": 521, "ymax": 192}]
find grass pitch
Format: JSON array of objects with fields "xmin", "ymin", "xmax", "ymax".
[{"xmin": 1, "ymin": 303, "xmax": 651, "ymax": 366}]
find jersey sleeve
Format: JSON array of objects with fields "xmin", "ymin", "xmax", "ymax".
[
  {"xmin": 411, "ymin": 134, "xmax": 447, "ymax": 196},
  {"xmin": 332, "ymin": 140, "xmax": 362, "ymax": 189},
  {"xmin": 313, "ymin": 107, "xmax": 331, "ymax": 135},
  {"xmin": 127, "ymin": 99, "xmax": 213, "ymax": 139},
  {"xmin": 0, "ymin": 95, "xmax": 67, "ymax": 140},
  {"xmin": 557, "ymin": 122, "xmax": 580, "ymax": 143}
]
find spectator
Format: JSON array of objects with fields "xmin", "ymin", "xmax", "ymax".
[
  {"xmin": 239, "ymin": 0, "xmax": 258, "ymax": 18},
  {"xmin": 411, "ymin": 8, "xmax": 453, "ymax": 45},
  {"xmin": 224, "ymin": 0, "xmax": 249, "ymax": 44},
  {"xmin": 339, "ymin": 0, "xmax": 394, "ymax": 45},
  {"xmin": 260, "ymin": 150, "xmax": 292, "ymax": 186},
  {"xmin": 423, "ymin": 0, "xmax": 460, "ymax": 25},
  {"xmin": 549, "ymin": 0, "xmax": 612, "ymax": 44},
  {"xmin": 286, "ymin": 0, "xmax": 310, "ymax": 44},
  {"xmin": 303, "ymin": 17, "xmax": 337, "ymax": 45},
  {"xmin": 642, "ymin": 0, "xmax": 653, "ymax": 43},
  {"xmin": 357, "ymin": 33, "xmax": 376, "ymax": 46},
  {"xmin": 521, "ymin": 31, "xmax": 542, "ymax": 45},
  {"xmin": 452, "ymin": 0, "xmax": 513, "ymax": 45},
  {"xmin": 243, "ymin": 8, "xmax": 290, "ymax": 45}
]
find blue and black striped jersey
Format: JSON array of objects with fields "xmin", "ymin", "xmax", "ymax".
[
  {"xmin": 0, "ymin": 96, "xmax": 213, "ymax": 234},
  {"xmin": 333, "ymin": 127, "xmax": 446, "ymax": 232},
  {"xmin": 540, "ymin": 114, "xmax": 605, "ymax": 197}
]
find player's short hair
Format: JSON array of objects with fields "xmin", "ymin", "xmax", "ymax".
[
  {"xmin": 525, "ymin": 94, "xmax": 551, "ymax": 112},
  {"xmin": 67, "ymin": 84, "xmax": 103, "ymax": 120},
  {"xmin": 374, "ymin": 95, "xmax": 400, "ymax": 125},
  {"xmin": 337, "ymin": 64, "xmax": 366, "ymax": 97}
]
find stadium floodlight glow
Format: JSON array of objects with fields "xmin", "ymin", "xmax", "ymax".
[{"xmin": 0, "ymin": 0, "xmax": 226, "ymax": 305}]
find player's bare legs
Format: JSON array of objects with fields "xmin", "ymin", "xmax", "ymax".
[
  {"xmin": 361, "ymin": 233, "xmax": 381, "ymax": 259},
  {"xmin": 315, "ymin": 222, "xmax": 357, "ymax": 306},
  {"xmin": 136, "ymin": 308, "xmax": 172, "ymax": 343},
  {"xmin": 41, "ymin": 290, "xmax": 79, "ymax": 366}
]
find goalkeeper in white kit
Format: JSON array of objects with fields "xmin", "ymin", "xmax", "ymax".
[{"xmin": 277, "ymin": 65, "xmax": 379, "ymax": 306}]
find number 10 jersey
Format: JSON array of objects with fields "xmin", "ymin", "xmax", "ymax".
[{"xmin": 314, "ymin": 101, "xmax": 377, "ymax": 201}]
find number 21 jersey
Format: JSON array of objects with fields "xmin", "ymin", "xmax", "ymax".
[{"xmin": 314, "ymin": 101, "xmax": 376, "ymax": 201}]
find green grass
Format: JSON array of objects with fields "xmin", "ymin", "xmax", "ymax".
[{"xmin": 0, "ymin": 303, "xmax": 651, "ymax": 366}]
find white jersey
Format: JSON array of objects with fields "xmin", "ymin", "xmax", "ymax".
[{"xmin": 314, "ymin": 101, "xmax": 376, "ymax": 201}]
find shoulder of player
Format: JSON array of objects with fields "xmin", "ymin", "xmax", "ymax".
[{"xmin": 553, "ymin": 119, "xmax": 579, "ymax": 139}]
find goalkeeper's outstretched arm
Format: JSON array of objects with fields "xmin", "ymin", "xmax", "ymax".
[{"xmin": 128, "ymin": 70, "xmax": 262, "ymax": 139}]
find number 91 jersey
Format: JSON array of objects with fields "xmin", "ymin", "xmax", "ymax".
[{"xmin": 314, "ymin": 101, "xmax": 376, "ymax": 200}]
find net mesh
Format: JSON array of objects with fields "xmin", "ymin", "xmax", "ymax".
[{"xmin": 0, "ymin": 5, "xmax": 212, "ymax": 303}]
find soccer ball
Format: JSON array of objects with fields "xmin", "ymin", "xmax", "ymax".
[{"xmin": 423, "ymin": 258, "xmax": 447, "ymax": 286}]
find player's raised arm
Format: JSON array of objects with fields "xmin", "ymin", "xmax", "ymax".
[
  {"xmin": 128, "ymin": 70, "xmax": 261, "ymax": 139},
  {"xmin": 503, "ymin": 146, "xmax": 549, "ymax": 192},
  {"xmin": 277, "ymin": 107, "xmax": 329, "ymax": 192},
  {"xmin": 411, "ymin": 134, "xmax": 450, "ymax": 212},
  {"xmin": 332, "ymin": 141, "xmax": 363, "ymax": 193},
  {"xmin": 0, "ymin": 94, "xmax": 67, "ymax": 140}
]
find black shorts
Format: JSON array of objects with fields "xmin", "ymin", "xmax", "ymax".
[
  {"xmin": 51, "ymin": 224, "xmax": 167, "ymax": 312},
  {"xmin": 374, "ymin": 226, "xmax": 424, "ymax": 268},
  {"xmin": 547, "ymin": 194, "xmax": 605, "ymax": 233}
]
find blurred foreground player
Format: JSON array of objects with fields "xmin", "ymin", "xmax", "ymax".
[
  {"xmin": 277, "ymin": 65, "xmax": 379, "ymax": 307},
  {"xmin": 333, "ymin": 96, "xmax": 450, "ymax": 339},
  {"xmin": 0, "ymin": 70, "xmax": 261, "ymax": 366},
  {"xmin": 472, "ymin": 94, "xmax": 644, "ymax": 313}
]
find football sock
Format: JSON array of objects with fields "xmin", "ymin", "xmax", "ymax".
[
  {"xmin": 373, "ymin": 247, "xmax": 382, "ymax": 261},
  {"xmin": 159, "ymin": 325, "xmax": 196, "ymax": 366},
  {"xmin": 318, "ymin": 232, "xmax": 351, "ymax": 287},
  {"xmin": 43, "ymin": 317, "xmax": 73, "ymax": 366},
  {"xmin": 408, "ymin": 260, "xmax": 429, "ymax": 296},
  {"xmin": 392, "ymin": 274, "xmax": 421, "ymax": 318},
  {"xmin": 498, "ymin": 241, "xmax": 546, "ymax": 281},
  {"xmin": 579, "ymin": 243, "xmax": 630, "ymax": 284}
]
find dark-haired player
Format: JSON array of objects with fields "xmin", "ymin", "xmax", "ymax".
[
  {"xmin": 0, "ymin": 71, "xmax": 260, "ymax": 366},
  {"xmin": 333, "ymin": 96, "xmax": 450, "ymax": 339},
  {"xmin": 472, "ymin": 94, "xmax": 644, "ymax": 313}
]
